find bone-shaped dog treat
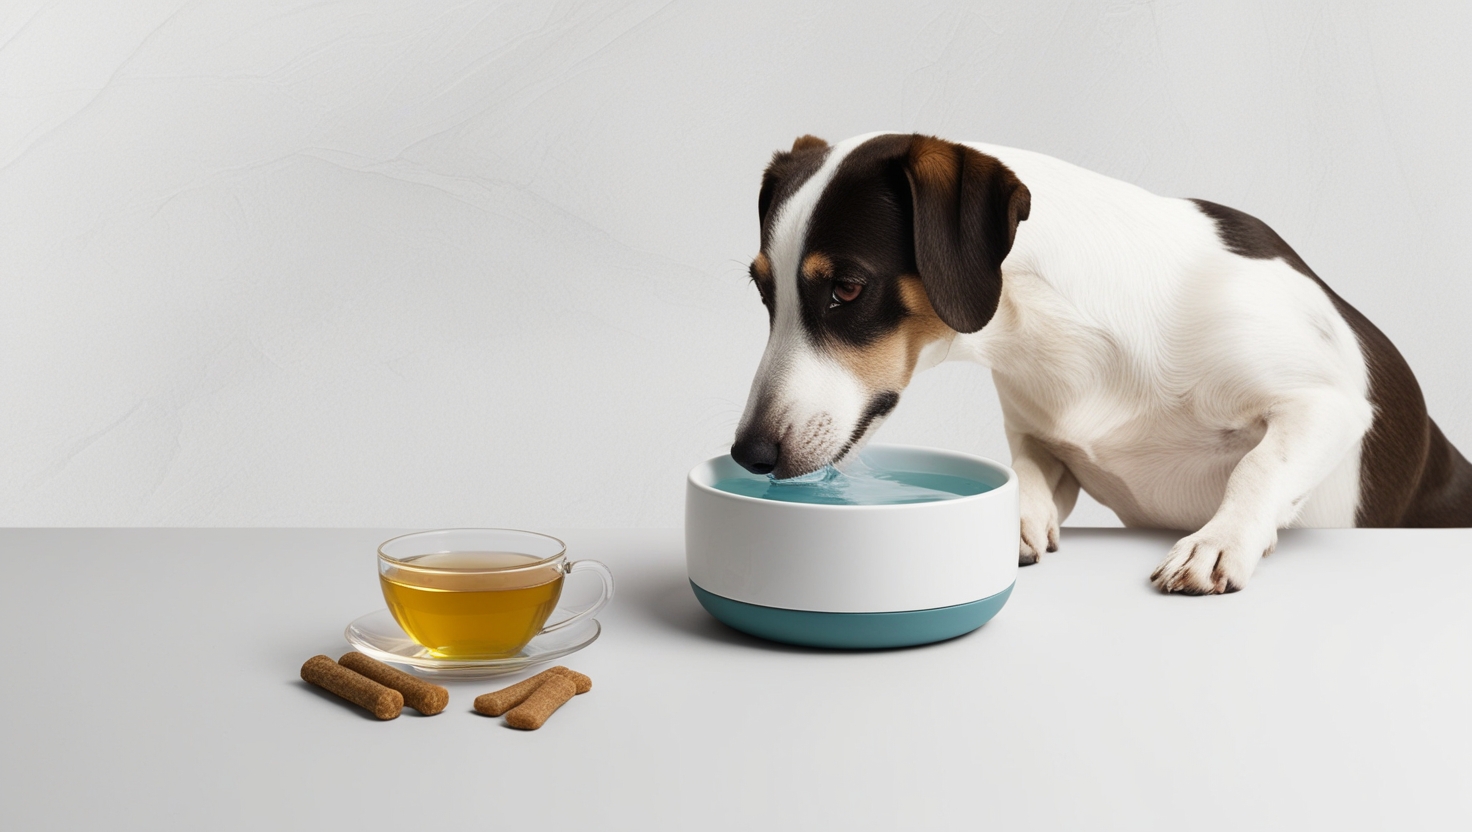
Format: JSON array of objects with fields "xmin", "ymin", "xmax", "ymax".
[
  {"xmin": 473, "ymin": 666, "xmax": 591, "ymax": 717},
  {"xmin": 504, "ymin": 675, "xmax": 577, "ymax": 730},
  {"xmin": 301, "ymin": 655, "xmax": 402, "ymax": 720},
  {"xmin": 338, "ymin": 652, "xmax": 449, "ymax": 715}
]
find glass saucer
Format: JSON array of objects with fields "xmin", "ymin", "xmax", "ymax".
[{"xmin": 343, "ymin": 609, "xmax": 600, "ymax": 679}]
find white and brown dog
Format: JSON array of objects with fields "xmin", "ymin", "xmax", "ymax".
[{"xmin": 732, "ymin": 132, "xmax": 1472, "ymax": 595}]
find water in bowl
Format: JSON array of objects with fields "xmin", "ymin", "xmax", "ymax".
[{"xmin": 712, "ymin": 457, "xmax": 993, "ymax": 505}]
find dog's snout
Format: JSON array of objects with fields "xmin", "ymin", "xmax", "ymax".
[{"xmin": 731, "ymin": 433, "xmax": 780, "ymax": 475}]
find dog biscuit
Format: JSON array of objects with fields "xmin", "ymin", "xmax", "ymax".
[
  {"xmin": 504, "ymin": 675, "xmax": 577, "ymax": 730},
  {"xmin": 338, "ymin": 652, "xmax": 449, "ymax": 715},
  {"xmin": 300, "ymin": 655, "xmax": 402, "ymax": 720},
  {"xmin": 473, "ymin": 666, "xmax": 590, "ymax": 717}
]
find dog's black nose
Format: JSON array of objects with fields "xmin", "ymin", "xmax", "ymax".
[{"xmin": 731, "ymin": 434, "xmax": 779, "ymax": 475}]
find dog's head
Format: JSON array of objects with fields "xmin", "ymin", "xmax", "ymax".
[{"xmin": 732, "ymin": 133, "xmax": 1031, "ymax": 477}]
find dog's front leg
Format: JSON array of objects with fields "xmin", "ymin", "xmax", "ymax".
[
  {"xmin": 1151, "ymin": 390, "xmax": 1371, "ymax": 594},
  {"xmin": 1008, "ymin": 431, "xmax": 1080, "ymax": 565}
]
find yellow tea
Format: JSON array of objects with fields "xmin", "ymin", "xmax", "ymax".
[{"xmin": 379, "ymin": 551, "xmax": 564, "ymax": 659}]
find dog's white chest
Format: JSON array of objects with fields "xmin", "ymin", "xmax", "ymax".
[
  {"xmin": 997, "ymin": 359, "xmax": 1364, "ymax": 531},
  {"xmin": 975, "ymin": 271, "xmax": 1269, "ymax": 531},
  {"xmin": 1012, "ymin": 389, "xmax": 1261, "ymax": 530}
]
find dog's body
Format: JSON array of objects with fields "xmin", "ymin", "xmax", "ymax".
[{"xmin": 733, "ymin": 133, "xmax": 1472, "ymax": 594}]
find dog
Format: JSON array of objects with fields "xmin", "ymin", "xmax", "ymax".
[{"xmin": 731, "ymin": 132, "xmax": 1472, "ymax": 594}]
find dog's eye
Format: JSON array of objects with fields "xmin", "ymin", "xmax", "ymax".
[{"xmin": 830, "ymin": 281, "xmax": 863, "ymax": 307}]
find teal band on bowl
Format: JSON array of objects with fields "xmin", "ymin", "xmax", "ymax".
[{"xmin": 689, "ymin": 580, "xmax": 1014, "ymax": 649}]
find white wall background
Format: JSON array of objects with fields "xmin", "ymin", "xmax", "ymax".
[{"xmin": 2, "ymin": 0, "xmax": 1469, "ymax": 528}]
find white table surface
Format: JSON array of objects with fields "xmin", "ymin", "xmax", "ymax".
[{"xmin": 2, "ymin": 527, "xmax": 1469, "ymax": 831}]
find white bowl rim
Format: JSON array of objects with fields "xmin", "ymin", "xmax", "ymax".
[{"xmin": 687, "ymin": 443, "xmax": 1016, "ymax": 511}]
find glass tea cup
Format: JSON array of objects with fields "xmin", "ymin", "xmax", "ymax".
[{"xmin": 377, "ymin": 528, "xmax": 614, "ymax": 660}]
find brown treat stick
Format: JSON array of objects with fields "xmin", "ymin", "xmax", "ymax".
[
  {"xmin": 473, "ymin": 666, "xmax": 590, "ymax": 717},
  {"xmin": 300, "ymin": 655, "xmax": 402, "ymax": 720},
  {"xmin": 549, "ymin": 665, "xmax": 592, "ymax": 694},
  {"xmin": 474, "ymin": 669, "xmax": 562, "ymax": 717},
  {"xmin": 504, "ymin": 675, "xmax": 576, "ymax": 730},
  {"xmin": 338, "ymin": 652, "xmax": 449, "ymax": 716}
]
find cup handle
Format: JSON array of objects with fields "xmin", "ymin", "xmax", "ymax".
[{"xmin": 539, "ymin": 559, "xmax": 615, "ymax": 635}]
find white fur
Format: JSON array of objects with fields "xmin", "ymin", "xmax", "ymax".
[{"xmin": 744, "ymin": 135, "xmax": 1376, "ymax": 594}]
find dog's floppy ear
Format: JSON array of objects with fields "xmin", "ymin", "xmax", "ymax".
[{"xmin": 904, "ymin": 135, "xmax": 1030, "ymax": 333}]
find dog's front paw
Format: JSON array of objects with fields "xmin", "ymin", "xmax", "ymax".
[
  {"xmin": 1018, "ymin": 505, "xmax": 1059, "ymax": 566},
  {"xmin": 1150, "ymin": 524, "xmax": 1276, "ymax": 595}
]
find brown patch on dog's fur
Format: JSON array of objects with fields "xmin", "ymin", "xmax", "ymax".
[
  {"xmin": 749, "ymin": 251, "xmax": 776, "ymax": 323},
  {"xmin": 909, "ymin": 136, "xmax": 958, "ymax": 193},
  {"xmin": 828, "ymin": 275, "xmax": 955, "ymax": 392},
  {"xmin": 751, "ymin": 251, "xmax": 772, "ymax": 282},
  {"xmin": 801, "ymin": 252, "xmax": 834, "ymax": 283}
]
